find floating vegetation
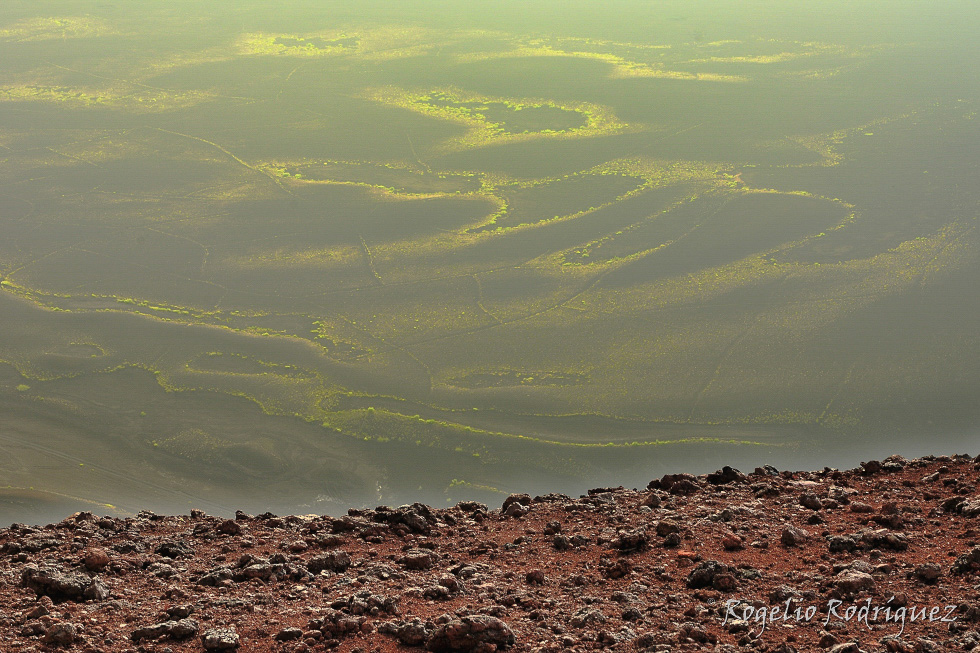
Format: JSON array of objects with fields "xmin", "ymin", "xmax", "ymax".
[
  {"xmin": 274, "ymin": 35, "xmax": 359, "ymax": 50},
  {"xmin": 684, "ymin": 39, "xmax": 850, "ymax": 65},
  {"xmin": 362, "ymin": 86, "xmax": 634, "ymax": 152},
  {"xmin": 237, "ymin": 27, "xmax": 434, "ymax": 61},
  {"xmin": 264, "ymin": 159, "xmax": 481, "ymax": 195},
  {"xmin": 469, "ymin": 171, "xmax": 645, "ymax": 233},
  {"xmin": 0, "ymin": 84, "xmax": 214, "ymax": 113},
  {"xmin": 239, "ymin": 32, "xmax": 359, "ymax": 56},
  {"xmin": 456, "ymin": 42, "xmax": 746, "ymax": 82},
  {"xmin": 0, "ymin": 16, "xmax": 114, "ymax": 42}
]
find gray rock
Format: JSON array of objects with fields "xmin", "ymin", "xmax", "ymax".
[
  {"xmin": 570, "ymin": 608, "xmax": 608, "ymax": 628},
  {"xmin": 167, "ymin": 604, "xmax": 194, "ymax": 619},
  {"xmin": 341, "ymin": 590, "xmax": 399, "ymax": 616},
  {"xmin": 83, "ymin": 577, "xmax": 110, "ymax": 600},
  {"xmin": 781, "ymin": 525, "xmax": 810, "ymax": 547},
  {"xmin": 552, "ymin": 535, "xmax": 572, "ymax": 551},
  {"xmin": 687, "ymin": 560, "xmax": 730, "ymax": 589},
  {"xmin": 426, "ymin": 615, "xmax": 515, "ymax": 651},
  {"xmin": 395, "ymin": 618, "xmax": 433, "ymax": 645},
  {"xmin": 953, "ymin": 546, "xmax": 980, "ymax": 574},
  {"xmin": 132, "ymin": 622, "xmax": 172, "ymax": 642},
  {"xmin": 639, "ymin": 493, "xmax": 662, "ymax": 508},
  {"xmin": 915, "ymin": 563, "xmax": 942, "ymax": 583},
  {"xmin": 155, "ymin": 539, "xmax": 194, "ymax": 558},
  {"xmin": 241, "ymin": 563, "xmax": 275, "ymax": 580},
  {"xmin": 274, "ymin": 627, "xmax": 303, "ymax": 641},
  {"xmin": 399, "ymin": 548, "xmax": 437, "ymax": 570},
  {"xmin": 147, "ymin": 562, "xmax": 177, "ymax": 578},
  {"xmin": 501, "ymin": 493, "xmax": 531, "ymax": 513},
  {"xmin": 133, "ymin": 618, "xmax": 200, "ymax": 643},
  {"xmin": 21, "ymin": 564, "xmax": 107, "ymax": 602},
  {"xmin": 859, "ymin": 528, "xmax": 908, "ymax": 551},
  {"xmin": 307, "ymin": 550, "xmax": 352, "ymax": 573},
  {"xmin": 613, "ymin": 527, "xmax": 649, "ymax": 552},
  {"xmin": 800, "ymin": 493, "xmax": 823, "ymax": 510},
  {"xmin": 170, "ymin": 618, "xmax": 200, "ymax": 639},
  {"xmin": 662, "ymin": 532, "xmax": 682, "ymax": 548},
  {"xmin": 202, "ymin": 627, "xmax": 240, "ymax": 650},
  {"xmin": 315, "ymin": 607, "xmax": 368, "ymax": 635},
  {"xmin": 42, "ymin": 622, "xmax": 78, "ymax": 646},
  {"xmin": 827, "ymin": 535, "xmax": 858, "ymax": 553},
  {"xmin": 834, "ymin": 570, "xmax": 875, "ymax": 594},
  {"xmin": 398, "ymin": 509, "xmax": 430, "ymax": 534}
]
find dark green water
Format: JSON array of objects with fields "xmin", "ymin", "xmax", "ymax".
[{"xmin": 1, "ymin": 1, "xmax": 978, "ymax": 524}]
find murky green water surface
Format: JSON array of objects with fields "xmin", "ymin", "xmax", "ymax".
[{"xmin": 1, "ymin": 1, "xmax": 978, "ymax": 523}]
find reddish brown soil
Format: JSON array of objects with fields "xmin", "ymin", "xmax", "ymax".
[{"xmin": 3, "ymin": 453, "xmax": 980, "ymax": 653}]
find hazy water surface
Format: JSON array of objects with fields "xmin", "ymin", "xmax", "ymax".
[{"xmin": 1, "ymin": 1, "xmax": 978, "ymax": 524}]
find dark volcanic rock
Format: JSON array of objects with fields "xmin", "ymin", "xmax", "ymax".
[
  {"xmin": 307, "ymin": 549, "xmax": 352, "ymax": 573},
  {"xmin": 156, "ymin": 539, "xmax": 194, "ymax": 559},
  {"xmin": 426, "ymin": 615, "xmax": 515, "ymax": 651},
  {"xmin": 686, "ymin": 560, "xmax": 731, "ymax": 589},
  {"xmin": 201, "ymin": 627, "xmax": 239, "ymax": 650},
  {"xmin": 21, "ymin": 564, "xmax": 107, "ymax": 602},
  {"xmin": 612, "ymin": 527, "xmax": 649, "ymax": 552},
  {"xmin": 42, "ymin": 622, "xmax": 78, "ymax": 646},
  {"xmin": 399, "ymin": 548, "xmax": 438, "ymax": 570},
  {"xmin": 501, "ymin": 493, "xmax": 532, "ymax": 513},
  {"xmin": 380, "ymin": 617, "xmax": 433, "ymax": 645},
  {"xmin": 706, "ymin": 466, "xmax": 746, "ymax": 485},
  {"xmin": 781, "ymin": 525, "xmax": 810, "ymax": 547},
  {"xmin": 275, "ymin": 627, "xmax": 303, "ymax": 641},
  {"xmin": 952, "ymin": 546, "xmax": 980, "ymax": 574},
  {"xmin": 132, "ymin": 618, "xmax": 199, "ymax": 642},
  {"xmin": 799, "ymin": 493, "xmax": 823, "ymax": 510}
]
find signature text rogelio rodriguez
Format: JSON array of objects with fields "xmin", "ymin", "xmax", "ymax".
[{"xmin": 722, "ymin": 597, "xmax": 957, "ymax": 636}]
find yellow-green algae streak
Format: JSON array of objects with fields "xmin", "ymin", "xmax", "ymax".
[{"xmin": 0, "ymin": 0, "xmax": 978, "ymax": 520}]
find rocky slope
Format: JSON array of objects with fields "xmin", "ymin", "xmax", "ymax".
[{"xmin": 3, "ymin": 453, "xmax": 980, "ymax": 652}]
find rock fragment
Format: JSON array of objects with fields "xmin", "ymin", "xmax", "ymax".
[
  {"xmin": 202, "ymin": 627, "xmax": 240, "ymax": 650},
  {"xmin": 399, "ymin": 548, "xmax": 438, "ymax": 570},
  {"xmin": 781, "ymin": 525, "xmax": 810, "ymax": 547},
  {"xmin": 81, "ymin": 547, "xmax": 110, "ymax": 571},
  {"xmin": 426, "ymin": 615, "xmax": 515, "ymax": 652},
  {"xmin": 307, "ymin": 550, "xmax": 352, "ymax": 573},
  {"xmin": 834, "ymin": 570, "xmax": 875, "ymax": 594},
  {"xmin": 42, "ymin": 622, "xmax": 78, "ymax": 646},
  {"xmin": 21, "ymin": 564, "xmax": 108, "ymax": 602}
]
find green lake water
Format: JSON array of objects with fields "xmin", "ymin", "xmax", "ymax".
[{"xmin": 1, "ymin": 1, "xmax": 978, "ymax": 523}]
